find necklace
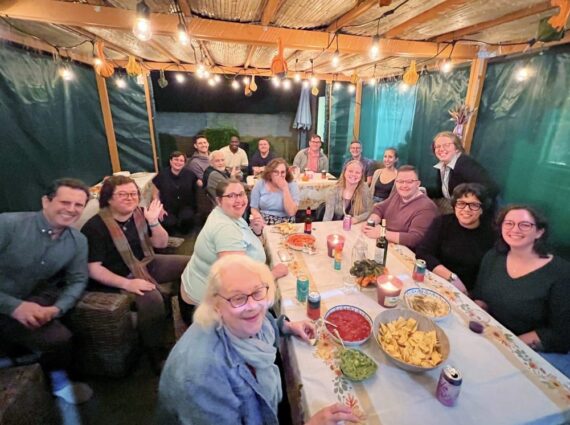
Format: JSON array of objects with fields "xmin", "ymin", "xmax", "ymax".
[{"xmin": 116, "ymin": 216, "xmax": 132, "ymax": 232}]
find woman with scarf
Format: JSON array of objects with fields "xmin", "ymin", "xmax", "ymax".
[{"xmin": 158, "ymin": 255, "xmax": 359, "ymax": 425}]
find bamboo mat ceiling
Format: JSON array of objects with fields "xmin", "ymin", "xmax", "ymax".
[{"xmin": 0, "ymin": 0, "xmax": 568, "ymax": 79}]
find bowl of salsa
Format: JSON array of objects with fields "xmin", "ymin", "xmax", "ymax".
[{"xmin": 324, "ymin": 305, "xmax": 373, "ymax": 346}]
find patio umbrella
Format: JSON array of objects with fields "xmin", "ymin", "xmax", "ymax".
[{"xmin": 293, "ymin": 86, "xmax": 312, "ymax": 148}]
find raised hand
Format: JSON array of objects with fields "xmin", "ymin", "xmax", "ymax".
[{"xmin": 144, "ymin": 199, "xmax": 164, "ymax": 224}]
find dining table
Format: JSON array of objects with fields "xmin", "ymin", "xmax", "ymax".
[
  {"xmin": 264, "ymin": 220, "xmax": 570, "ymax": 425},
  {"xmin": 246, "ymin": 173, "xmax": 338, "ymax": 210}
]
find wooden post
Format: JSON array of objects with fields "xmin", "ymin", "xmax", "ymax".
[
  {"xmin": 142, "ymin": 74, "xmax": 159, "ymax": 172},
  {"xmin": 463, "ymin": 58, "xmax": 487, "ymax": 153},
  {"xmin": 353, "ymin": 80, "xmax": 363, "ymax": 140},
  {"xmin": 95, "ymin": 73, "xmax": 121, "ymax": 172}
]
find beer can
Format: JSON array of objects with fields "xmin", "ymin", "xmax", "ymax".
[
  {"xmin": 366, "ymin": 219, "xmax": 376, "ymax": 227},
  {"xmin": 436, "ymin": 365, "xmax": 462, "ymax": 406},
  {"xmin": 296, "ymin": 274, "xmax": 309, "ymax": 303},
  {"xmin": 307, "ymin": 292, "xmax": 321, "ymax": 320},
  {"xmin": 412, "ymin": 259, "xmax": 427, "ymax": 283},
  {"xmin": 343, "ymin": 215, "xmax": 352, "ymax": 231}
]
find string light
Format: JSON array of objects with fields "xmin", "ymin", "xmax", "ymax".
[
  {"xmin": 272, "ymin": 76, "xmax": 281, "ymax": 87},
  {"xmin": 282, "ymin": 79, "xmax": 292, "ymax": 90},
  {"xmin": 133, "ymin": 0, "xmax": 152, "ymax": 41},
  {"xmin": 213, "ymin": 74, "xmax": 221, "ymax": 83},
  {"xmin": 333, "ymin": 81, "xmax": 341, "ymax": 91},
  {"xmin": 348, "ymin": 84, "xmax": 356, "ymax": 93},
  {"xmin": 441, "ymin": 60, "xmax": 453, "ymax": 73},
  {"xmin": 231, "ymin": 79, "xmax": 240, "ymax": 89},
  {"xmin": 115, "ymin": 77, "xmax": 127, "ymax": 88},
  {"xmin": 243, "ymin": 76, "xmax": 250, "ymax": 85},
  {"xmin": 175, "ymin": 73, "xmax": 186, "ymax": 83},
  {"xmin": 302, "ymin": 80, "xmax": 309, "ymax": 88},
  {"xmin": 310, "ymin": 75, "xmax": 318, "ymax": 87},
  {"xmin": 59, "ymin": 67, "xmax": 74, "ymax": 81},
  {"xmin": 515, "ymin": 67, "xmax": 530, "ymax": 82},
  {"xmin": 207, "ymin": 78, "xmax": 215, "ymax": 86},
  {"xmin": 93, "ymin": 58, "xmax": 102, "ymax": 67},
  {"xmin": 398, "ymin": 81, "xmax": 409, "ymax": 92},
  {"xmin": 177, "ymin": 22, "xmax": 190, "ymax": 46},
  {"xmin": 368, "ymin": 77, "xmax": 376, "ymax": 86},
  {"xmin": 332, "ymin": 50, "xmax": 340, "ymax": 68},
  {"xmin": 370, "ymin": 35, "xmax": 380, "ymax": 59}
]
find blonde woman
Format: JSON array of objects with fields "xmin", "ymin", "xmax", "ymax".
[
  {"xmin": 159, "ymin": 255, "xmax": 359, "ymax": 424},
  {"xmin": 323, "ymin": 160, "xmax": 372, "ymax": 223}
]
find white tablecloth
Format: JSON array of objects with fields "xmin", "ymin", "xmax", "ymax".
[
  {"xmin": 74, "ymin": 172, "xmax": 156, "ymax": 229},
  {"xmin": 246, "ymin": 174, "xmax": 338, "ymax": 210},
  {"xmin": 265, "ymin": 221, "xmax": 570, "ymax": 425}
]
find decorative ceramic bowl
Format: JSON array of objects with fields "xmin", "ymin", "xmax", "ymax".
[
  {"xmin": 403, "ymin": 287, "xmax": 451, "ymax": 321},
  {"xmin": 373, "ymin": 309, "xmax": 450, "ymax": 372}
]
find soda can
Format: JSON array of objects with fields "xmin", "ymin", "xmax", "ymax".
[
  {"xmin": 296, "ymin": 274, "xmax": 309, "ymax": 303},
  {"xmin": 412, "ymin": 259, "xmax": 427, "ymax": 283},
  {"xmin": 366, "ymin": 219, "xmax": 376, "ymax": 227},
  {"xmin": 307, "ymin": 292, "xmax": 321, "ymax": 320},
  {"xmin": 343, "ymin": 215, "xmax": 352, "ymax": 231},
  {"xmin": 436, "ymin": 365, "xmax": 462, "ymax": 406}
]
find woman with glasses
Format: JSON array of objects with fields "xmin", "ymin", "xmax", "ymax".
[
  {"xmin": 159, "ymin": 255, "xmax": 359, "ymax": 425},
  {"xmin": 430, "ymin": 131, "xmax": 498, "ymax": 214},
  {"xmin": 250, "ymin": 158, "xmax": 300, "ymax": 225},
  {"xmin": 323, "ymin": 160, "xmax": 372, "ymax": 223},
  {"xmin": 472, "ymin": 205, "xmax": 570, "ymax": 377},
  {"xmin": 416, "ymin": 183, "xmax": 494, "ymax": 293},
  {"xmin": 179, "ymin": 179, "xmax": 288, "ymax": 325},
  {"xmin": 369, "ymin": 147, "xmax": 398, "ymax": 203}
]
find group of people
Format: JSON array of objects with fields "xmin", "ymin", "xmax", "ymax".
[{"xmin": 0, "ymin": 129, "xmax": 568, "ymax": 423}]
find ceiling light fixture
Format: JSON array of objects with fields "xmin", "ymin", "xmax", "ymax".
[
  {"xmin": 133, "ymin": 1, "xmax": 152, "ymax": 41},
  {"xmin": 370, "ymin": 35, "xmax": 380, "ymax": 59},
  {"xmin": 177, "ymin": 22, "xmax": 190, "ymax": 46}
]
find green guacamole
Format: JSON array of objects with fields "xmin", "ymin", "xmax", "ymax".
[{"xmin": 340, "ymin": 349, "xmax": 378, "ymax": 381}]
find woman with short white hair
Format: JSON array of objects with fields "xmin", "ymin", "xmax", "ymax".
[{"xmin": 159, "ymin": 255, "xmax": 360, "ymax": 425}]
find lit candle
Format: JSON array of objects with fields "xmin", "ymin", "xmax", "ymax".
[
  {"xmin": 377, "ymin": 275, "xmax": 403, "ymax": 308},
  {"xmin": 326, "ymin": 234, "xmax": 345, "ymax": 257}
]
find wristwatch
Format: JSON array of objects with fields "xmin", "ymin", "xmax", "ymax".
[{"xmin": 448, "ymin": 272, "xmax": 458, "ymax": 282}]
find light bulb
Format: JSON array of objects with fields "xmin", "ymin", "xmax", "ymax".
[
  {"xmin": 333, "ymin": 81, "xmax": 341, "ymax": 90},
  {"xmin": 370, "ymin": 35, "xmax": 380, "ymax": 59},
  {"xmin": 203, "ymin": 69, "xmax": 210, "ymax": 78},
  {"xmin": 302, "ymin": 80, "xmax": 309, "ymax": 88},
  {"xmin": 207, "ymin": 78, "xmax": 215, "ymax": 87},
  {"xmin": 399, "ymin": 82, "xmax": 409, "ymax": 92},
  {"xmin": 282, "ymin": 79, "xmax": 292, "ymax": 90},
  {"xmin": 243, "ymin": 76, "xmax": 250, "ymax": 85},
  {"xmin": 59, "ymin": 67, "xmax": 74, "ymax": 81},
  {"xmin": 115, "ymin": 78, "xmax": 127, "ymax": 88},
  {"xmin": 175, "ymin": 73, "xmax": 185, "ymax": 83},
  {"xmin": 348, "ymin": 84, "xmax": 356, "ymax": 93},
  {"xmin": 133, "ymin": 1, "xmax": 152, "ymax": 41},
  {"xmin": 272, "ymin": 76, "xmax": 281, "ymax": 87},
  {"xmin": 294, "ymin": 73, "xmax": 301, "ymax": 82},
  {"xmin": 93, "ymin": 58, "xmax": 102, "ymax": 67},
  {"xmin": 441, "ymin": 60, "xmax": 453, "ymax": 73},
  {"xmin": 231, "ymin": 80, "xmax": 240, "ymax": 89},
  {"xmin": 516, "ymin": 67, "xmax": 530, "ymax": 82},
  {"xmin": 332, "ymin": 51, "xmax": 340, "ymax": 68},
  {"xmin": 368, "ymin": 78, "xmax": 376, "ymax": 85},
  {"xmin": 310, "ymin": 76, "xmax": 318, "ymax": 87},
  {"xmin": 177, "ymin": 23, "xmax": 189, "ymax": 46},
  {"xmin": 214, "ymin": 74, "xmax": 221, "ymax": 83}
]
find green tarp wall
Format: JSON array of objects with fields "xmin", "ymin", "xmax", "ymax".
[
  {"xmin": 327, "ymin": 85, "xmax": 356, "ymax": 175},
  {"xmin": 0, "ymin": 42, "xmax": 154, "ymax": 212}
]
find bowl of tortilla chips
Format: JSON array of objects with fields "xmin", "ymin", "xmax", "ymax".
[{"xmin": 373, "ymin": 309, "xmax": 449, "ymax": 372}]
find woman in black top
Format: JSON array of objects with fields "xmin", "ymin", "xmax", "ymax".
[
  {"xmin": 416, "ymin": 183, "xmax": 494, "ymax": 293},
  {"xmin": 369, "ymin": 147, "xmax": 398, "ymax": 202}
]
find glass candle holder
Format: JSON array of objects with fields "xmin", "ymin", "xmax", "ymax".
[
  {"xmin": 376, "ymin": 275, "xmax": 403, "ymax": 308},
  {"xmin": 326, "ymin": 234, "xmax": 345, "ymax": 257}
]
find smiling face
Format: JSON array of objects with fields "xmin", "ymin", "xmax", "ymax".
[
  {"xmin": 170, "ymin": 154, "xmax": 186, "ymax": 174},
  {"xmin": 454, "ymin": 193, "xmax": 483, "ymax": 229},
  {"xmin": 230, "ymin": 136, "xmax": 240, "ymax": 152},
  {"xmin": 194, "ymin": 137, "xmax": 209, "ymax": 155},
  {"xmin": 344, "ymin": 161, "xmax": 363, "ymax": 186},
  {"xmin": 309, "ymin": 136, "xmax": 322, "ymax": 153},
  {"xmin": 216, "ymin": 264, "xmax": 269, "ymax": 338},
  {"xmin": 211, "ymin": 152, "xmax": 226, "ymax": 171},
  {"xmin": 349, "ymin": 142, "xmax": 362, "ymax": 159},
  {"xmin": 433, "ymin": 135, "xmax": 459, "ymax": 164},
  {"xmin": 383, "ymin": 149, "xmax": 397, "ymax": 168},
  {"xmin": 42, "ymin": 186, "xmax": 88, "ymax": 230},
  {"xmin": 107, "ymin": 182, "xmax": 140, "ymax": 216},
  {"xmin": 258, "ymin": 139, "xmax": 270, "ymax": 155},
  {"xmin": 218, "ymin": 182, "xmax": 248, "ymax": 219},
  {"xmin": 394, "ymin": 170, "xmax": 420, "ymax": 200},
  {"xmin": 501, "ymin": 209, "xmax": 544, "ymax": 251}
]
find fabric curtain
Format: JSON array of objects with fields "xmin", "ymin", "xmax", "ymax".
[
  {"xmin": 0, "ymin": 42, "xmax": 111, "ymax": 212},
  {"xmin": 360, "ymin": 81, "xmax": 418, "ymax": 163},
  {"xmin": 472, "ymin": 45, "xmax": 570, "ymax": 257},
  {"xmin": 107, "ymin": 73, "xmax": 154, "ymax": 172}
]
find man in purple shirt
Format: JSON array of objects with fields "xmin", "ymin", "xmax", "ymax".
[{"xmin": 363, "ymin": 165, "xmax": 438, "ymax": 250}]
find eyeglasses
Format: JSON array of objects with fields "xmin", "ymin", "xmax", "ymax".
[
  {"xmin": 272, "ymin": 170, "xmax": 286, "ymax": 176},
  {"xmin": 395, "ymin": 179, "xmax": 418, "ymax": 185},
  {"xmin": 115, "ymin": 192, "xmax": 139, "ymax": 199},
  {"xmin": 217, "ymin": 285, "xmax": 269, "ymax": 308},
  {"xmin": 502, "ymin": 220, "xmax": 536, "ymax": 232},
  {"xmin": 455, "ymin": 200, "xmax": 482, "ymax": 211},
  {"xmin": 221, "ymin": 192, "xmax": 247, "ymax": 200},
  {"xmin": 309, "ymin": 140, "xmax": 322, "ymax": 144},
  {"xmin": 434, "ymin": 142, "xmax": 455, "ymax": 151}
]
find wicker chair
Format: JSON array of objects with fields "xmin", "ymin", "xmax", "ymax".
[
  {"xmin": 0, "ymin": 364, "xmax": 59, "ymax": 424},
  {"xmin": 68, "ymin": 292, "xmax": 139, "ymax": 378}
]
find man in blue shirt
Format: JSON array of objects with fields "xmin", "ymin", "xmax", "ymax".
[{"xmin": 0, "ymin": 178, "xmax": 93, "ymax": 404}]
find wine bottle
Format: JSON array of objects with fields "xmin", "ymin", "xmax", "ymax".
[
  {"xmin": 374, "ymin": 219, "xmax": 388, "ymax": 266},
  {"xmin": 304, "ymin": 207, "xmax": 312, "ymax": 234}
]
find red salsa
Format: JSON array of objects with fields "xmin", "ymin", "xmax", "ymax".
[{"xmin": 326, "ymin": 310, "xmax": 371, "ymax": 342}]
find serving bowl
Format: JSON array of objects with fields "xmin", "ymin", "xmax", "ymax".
[
  {"xmin": 323, "ymin": 305, "xmax": 373, "ymax": 346},
  {"xmin": 403, "ymin": 287, "xmax": 451, "ymax": 321},
  {"xmin": 373, "ymin": 309, "xmax": 450, "ymax": 372},
  {"xmin": 339, "ymin": 348, "xmax": 378, "ymax": 382}
]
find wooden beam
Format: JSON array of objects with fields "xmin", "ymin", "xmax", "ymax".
[
  {"xmin": 432, "ymin": 2, "xmax": 553, "ymax": 42},
  {"xmin": 0, "ymin": 0, "xmax": 478, "ymax": 58},
  {"xmin": 198, "ymin": 41, "xmax": 215, "ymax": 66},
  {"xmin": 383, "ymin": 0, "xmax": 469, "ymax": 38},
  {"xmin": 142, "ymin": 75, "xmax": 159, "ymax": 172},
  {"xmin": 261, "ymin": 0, "xmax": 282, "ymax": 25},
  {"xmin": 353, "ymin": 80, "xmax": 363, "ymax": 140},
  {"xmin": 0, "ymin": 27, "xmax": 93, "ymax": 64},
  {"xmin": 326, "ymin": 0, "xmax": 378, "ymax": 32},
  {"xmin": 115, "ymin": 60, "xmax": 354, "ymax": 81},
  {"xmin": 177, "ymin": 0, "xmax": 191, "ymax": 18},
  {"xmin": 95, "ymin": 73, "xmax": 121, "ymax": 172},
  {"xmin": 462, "ymin": 58, "xmax": 487, "ymax": 153}
]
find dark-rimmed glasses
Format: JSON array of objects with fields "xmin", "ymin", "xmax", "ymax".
[
  {"xmin": 455, "ymin": 200, "xmax": 482, "ymax": 211},
  {"xmin": 434, "ymin": 142, "xmax": 454, "ymax": 151},
  {"xmin": 216, "ymin": 285, "xmax": 269, "ymax": 308},
  {"xmin": 502, "ymin": 220, "xmax": 535, "ymax": 232},
  {"xmin": 115, "ymin": 191, "xmax": 139, "ymax": 200},
  {"xmin": 395, "ymin": 179, "xmax": 418, "ymax": 185},
  {"xmin": 220, "ymin": 192, "xmax": 247, "ymax": 200}
]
